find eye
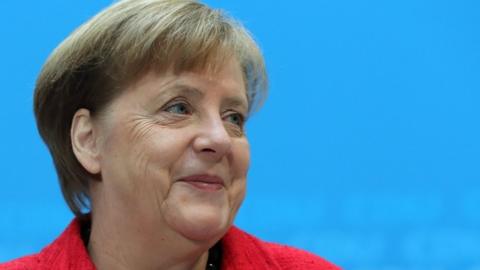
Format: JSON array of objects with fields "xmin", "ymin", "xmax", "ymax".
[
  {"xmin": 164, "ymin": 102, "xmax": 192, "ymax": 115},
  {"xmin": 224, "ymin": 112, "xmax": 245, "ymax": 127}
]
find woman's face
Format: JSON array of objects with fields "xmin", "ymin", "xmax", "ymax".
[{"xmin": 91, "ymin": 59, "xmax": 249, "ymax": 242}]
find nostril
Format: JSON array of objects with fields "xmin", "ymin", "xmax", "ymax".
[{"xmin": 202, "ymin": 148, "xmax": 216, "ymax": 153}]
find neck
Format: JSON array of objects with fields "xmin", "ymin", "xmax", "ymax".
[{"xmin": 87, "ymin": 207, "xmax": 212, "ymax": 270}]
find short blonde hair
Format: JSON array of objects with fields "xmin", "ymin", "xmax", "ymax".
[{"xmin": 34, "ymin": 0, "xmax": 267, "ymax": 215}]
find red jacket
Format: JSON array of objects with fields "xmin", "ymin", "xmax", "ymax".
[{"xmin": 0, "ymin": 219, "xmax": 340, "ymax": 270}]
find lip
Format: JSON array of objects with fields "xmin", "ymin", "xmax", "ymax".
[{"xmin": 178, "ymin": 174, "xmax": 225, "ymax": 191}]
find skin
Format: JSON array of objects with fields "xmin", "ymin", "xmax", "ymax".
[{"xmin": 71, "ymin": 58, "xmax": 250, "ymax": 270}]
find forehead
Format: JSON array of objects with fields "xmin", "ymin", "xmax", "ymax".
[
  {"xmin": 177, "ymin": 58, "xmax": 246, "ymax": 95},
  {"xmin": 124, "ymin": 58, "xmax": 248, "ymax": 105}
]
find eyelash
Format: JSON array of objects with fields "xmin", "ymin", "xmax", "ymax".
[
  {"xmin": 163, "ymin": 100, "xmax": 193, "ymax": 115},
  {"xmin": 161, "ymin": 98, "xmax": 246, "ymax": 128},
  {"xmin": 224, "ymin": 112, "xmax": 245, "ymax": 128}
]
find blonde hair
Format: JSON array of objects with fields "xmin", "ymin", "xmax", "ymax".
[{"xmin": 34, "ymin": 0, "xmax": 267, "ymax": 215}]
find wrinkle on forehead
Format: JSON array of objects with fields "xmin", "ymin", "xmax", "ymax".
[{"xmin": 121, "ymin": 58, "xmax": 247, "ymax": 109}]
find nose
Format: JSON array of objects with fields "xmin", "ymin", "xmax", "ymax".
[{"xmin": 192, "ymin": 115, "xmax": 232, "ymax": 162}]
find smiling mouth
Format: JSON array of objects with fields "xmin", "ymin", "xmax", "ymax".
[{"xmin": 178, "ymin": 174, "xmax": 225, "ymax": 191}]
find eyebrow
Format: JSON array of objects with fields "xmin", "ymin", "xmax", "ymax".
[
  {"xmin": 162, "ymin": 83, "xmax": 249, "ymax": 112},
  {"xmin": 150, "ymin": 83, "xmax": 202, "ymax": 105},
  {"xmin": 223, "ymin": 96, "xmax": 249, "ymax": 113}
]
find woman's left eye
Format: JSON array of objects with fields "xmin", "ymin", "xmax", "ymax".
[{"xmin": 224, "ymin": 112, "xmax": 245, "ymax": 127}]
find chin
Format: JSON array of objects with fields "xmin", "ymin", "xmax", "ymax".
[{"xmin": 163, "ymin": 202, "xmax": 233, "ymax": 243}]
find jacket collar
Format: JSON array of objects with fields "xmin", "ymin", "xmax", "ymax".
[{"xmin": 40, "ymin": 217, "xmax": 281, "ymax": 270}]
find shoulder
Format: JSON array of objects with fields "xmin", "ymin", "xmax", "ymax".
[
  {"xmin": 222, "ymin": 226, "xmax": 341, "ymax": 270},
  {"xmin": 0, "ymin": 218, "xmax": 94, "ymax": 270},
  {"xmin": 0, "ymin": 254, "xmax": 42, "ymax": 270},
  {"xmin": 263, "ymin": 241, "xmax": 340, "ymax": 270}
]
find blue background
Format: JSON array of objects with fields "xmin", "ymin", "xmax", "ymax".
[{"xmin": 1, "ymin": 1, "xmax": 479, "ymax": 269}]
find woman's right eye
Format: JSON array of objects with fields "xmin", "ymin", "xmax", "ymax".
[{"xmin": 164, "ymin": 102, "xmax": 192, "ymax": 115}]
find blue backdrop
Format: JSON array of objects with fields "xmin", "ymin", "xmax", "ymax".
[{"xmin": 1, "ymin": 1, "xmax": 479, "ymax": 269}]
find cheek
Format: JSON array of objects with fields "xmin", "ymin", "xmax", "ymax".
[
  {"xmin": 228, "ymin": 139, "xmax": 250, "ymax": 209},
  {"xmin": 99, "ymin": 120, "xmax": 189, "ymax": 200},
  {"xmin": 232, "ymin": 139, "xmax": 250, "ymax": 178},
  {"xmin": 132, "ymin": 127, "xmax": 191, "ymax": 194}
]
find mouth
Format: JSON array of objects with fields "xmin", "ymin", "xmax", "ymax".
[{"xmin": 177, "ymin": 174, "xmax": 225, "ymax": 191}]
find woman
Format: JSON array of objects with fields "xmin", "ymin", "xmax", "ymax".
[{"xmin": 1, "ymin": 0, "xmax": 339, "ymax": 269}]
